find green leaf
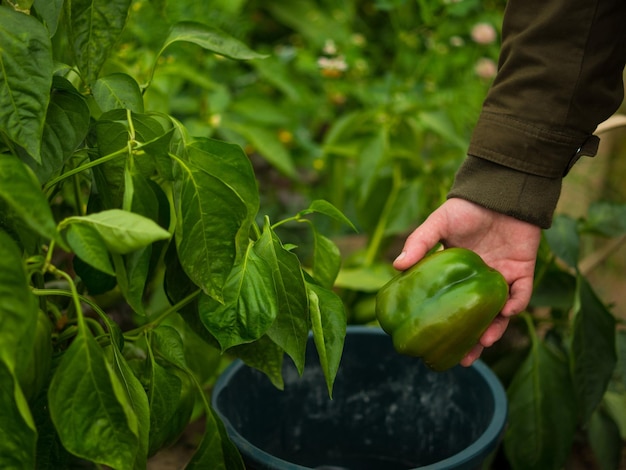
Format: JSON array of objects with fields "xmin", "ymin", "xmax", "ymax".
[
  {"xmin": 307, "ymin": 282, "xmax": 346, "ymax": 397},
  {"xmin": 145, "ymin": 358, "xmax": 186, "ymax": 456},
  {"xmin": 109, "ymin": 345, "xmax": 150, "ymax": 470},
  {"xmin": 159, "ymin": 21, "xmax": 268, "ymax": 61},
  {"xmin": 172, "ymin": 138, "xmax": 258, "ymax": 300},
  {"xmin": 504, "ymin": 319, "xmax": 577, "ymax": 470},
  {"xmin": 0, "ymin": 230, "xmax": 39, "ymax": 374},
  {"xmin": 529, "ymin": 261, "xmax": 576, "ymax": 310},
  {"xmin": 0, "ymin": 231, "xmax": 38, "ymax": 468},
  {"xmin": 227, "ymin": 122, "xmax": 296, "ymax": 177},
  {"xmin": 114, "ymin": 173, "xmax": 165, "ymax": 314},
  {"xmin": 0, "ymin": 157, "xmax": 62, "ymax": 246},
  {"xmin": 299, "ymin": 199, "xmax": 357, "ymax": 232},
  {"xmin": 22, "ymin": 76, "xmax": 90, "ymax": 184},
  {"xmin": 151, "ymin": 326, "xmax": 188, "ymax": 370},
  {"xmin": 230, "ymin": 336, "xmax": 285, "ymax": 390},
  {"xmin": 312, "ymin": 228, "xmax": 341, "ymax": 288},
  {"xmin": 33, "ymin": 0, "xmax": 64, "ymax": 36},
  {"xmin": 602, "ymin": 391, "xmax": 626, "ymax": 440},
  {"xmin": 48, "ymin": 328, "xmax": 139, "ymax": 469},
  {"xmin": 571, "ymin": 276, "xmax": 616, "ymax": 425},
  {"xmin": 0, "ymin": 362, "xmax": 37, "ymax": 469},
  {"xmin": 356, "ymin": 129, "xmax": 387, "ymax": 203},
  {"xmin": 0, "ymin": 7, "xmax": 52, "ymax": 162},
  {"xmin": 60, "ymin": 209, "xmax": 171, "ymax": 255},
  {"xmin": 582, "ymin": 201, "xmax": 626, "ymax": 237},
  {"xmin": 255, "ymin": 222, "xmax": 309, "ymax": 375},
  {"xmin": 186, "ymin": 404, "xmax": 245, "ymax": 470},
  {"xmin": 383, "ymin": 179, "xmax": 425, "ymax": 236},
  {"xmin": 335, "ymin": 263, "xmax": 396, "ymax": 292},
  {"xmin": 198, "ymin": 241, "xmax": 278, "ymax": 350},
  {"xmin": 64, "ymin": 222, "xmax": 115, "ymax": 275},
  {"xmin": 544, "ymin": 215, "xmax": 580, "ymax": 268},
  {"xmin": 588, "ymin": 408, "xmax": 623, "ymax": 470},
  {"xmin": 65, "ymin": 0, "xmax": 132, "ymax": 86},
  {"xmin": 73, "ymin": 255, "xmax": 117, "ymax": 295},
  {"xmin": 417, "ymin": 110, "xmax": 467, "ymax": 150},
  {"xmin": 93, "ymin": 73, "xmax": 144, "ymax": 113}
]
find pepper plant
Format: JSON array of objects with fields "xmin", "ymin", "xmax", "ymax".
[{"xmin": 0, "ymin": 1, "xmax": 351, "ymax": 468}]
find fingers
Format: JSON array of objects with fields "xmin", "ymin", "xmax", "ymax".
[
  {"xmin": 480, "ymin": 315, "xmax": 510, "ymax": 347},
  {"xmin": 460, "ymin": 344, "xmax": 484, "ymax": 367},
  {"xmin": 501, "ymin": 275, "xmax": 534, "ymax": 317}
]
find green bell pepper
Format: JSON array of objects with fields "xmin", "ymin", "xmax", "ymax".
[{"xmin": 375, "ymin": 247, "xmax": 509, "ymax": 371}]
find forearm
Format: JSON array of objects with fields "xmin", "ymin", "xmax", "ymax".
[{"xmin": 450, "ymin": 0, "xmax": 626, "ymax": 228}]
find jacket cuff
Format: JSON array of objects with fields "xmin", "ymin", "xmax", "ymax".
[
  {"xmin": 468, "ymin": 110, "xmax": 599, "ymax": 178},
  {"xmin": 447, "ymin": 156, "xmax": 562, "ymax": 229}
]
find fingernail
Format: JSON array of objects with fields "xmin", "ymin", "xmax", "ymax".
[{"xmin": 394, "ymin": 251, "xmax": 406, "ymax": 263}]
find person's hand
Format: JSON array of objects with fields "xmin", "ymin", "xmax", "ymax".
[{"xmin": 393, "ymin": 197, "xmax": 541, "ymax": 366}]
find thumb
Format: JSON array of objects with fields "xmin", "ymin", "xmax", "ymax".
[{"xmin": 393, "ymin": 216, "xmax": 444, "ymax": 270}]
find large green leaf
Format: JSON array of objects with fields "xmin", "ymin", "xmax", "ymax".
[
  {"xmin": 0, "ymin": 362, "xmax": 37, "ymax": 469},
  {"xmin": 230, "ymin": 336, "xmax": 285, "ymax": 390},
  {"xmin": 504, "ymin": 319, "xmax": 577, "ymax": 470},
  {"xmin": 159, "ymin": 21, "xmax": 268, "ymax": 61},
  {"xmin": 307, "ymin": 281, "xmax": 346, "ymax": 397},
  {"xmin": 48, "ymin": 327, "xmax": 140, "ymax": 469},
  {"xmin": 0, "ymin": 231, "xmax": 38, "ymax": 468},
  {"xmin": 198, "ymin": 241, "xmax": 278, "ymax": 350},
  {"xmin": 0, "ymin": 230, "xmax": 39, "ymax": 374},
  {"xmin": 60, "ymin": 209, "xmax": 171, "ymax": 255},
  {"xmin": 255, "ymin": 223, "xmax": 309, "ymax": 375},
  {"xmin": 0, "ymin": 157, "xmax": 62, "ymax": 245},
  {"xmin": 93, "ymin": 73, "xmax": 144, "ymax": 113},
  {"xmin": 109, "ymin": 345, "xmax": 150, "ymax": 470},
  {"xmin": 36, "ymin": 77, "xmax": 90, "ymax": 182},
  {"xmin": 571, "ymin": 277, "xmax": 617, "ymax": 425},
  {"xmin": 33, "ymin": 0, "xmax": 64, "ymax": 36},
  {"xmin": 145, "ymin": 355, "xmax": 185, "ymax": 456},
  {"xmin": 172, "ymin": 138, "xmax": 258, "ymax": 300},
  {"xmin": 65, "ymin": 0, "xmax": 132, "ymax": 86},
  {"xmin": 0, "ymin": 7, "xmax": 52, "ymax": 162}
]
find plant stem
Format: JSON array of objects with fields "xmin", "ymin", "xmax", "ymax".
[
  {"xmin": 124, "ymin": 288, "xmax": 202, "ymax": 338},
  {"xmin": 32, "ymin": 288, "xmax": 110, "ymax": 324},
  {"xmin": 579, "ymin": 234, "xmax": 626, "ymax": 275},
  {"xmin": 48, "ymin": 267, "xmax": 86, "ymax": 332},
  {"xmin": 43, "ymin": 146, "xmax": 129, "ymax": 193},
  {"xmin": 363, "ymin": 162, "xmax": 401, "ymax": 267}
]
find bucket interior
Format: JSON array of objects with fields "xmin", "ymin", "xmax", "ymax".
[{"xmin": 212, "ymin": 326, "xmax": 507, "ymax": 470}]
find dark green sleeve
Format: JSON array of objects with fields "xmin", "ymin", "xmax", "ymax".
[{"xmin": 448, "ymin": 0, "xmax": 626, "ymax": 228}]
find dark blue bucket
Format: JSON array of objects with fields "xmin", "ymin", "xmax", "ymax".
[{"xmin": 212, "ymin": 326, "xmax": 507, "ymax": 470}]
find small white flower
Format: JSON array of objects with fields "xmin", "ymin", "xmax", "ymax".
[
  {"xmin": 323, "ymin": 39, "xmax": 337, "ymax": 55},
  {"xmin": 474, "ymin": 58, "xmax": 497, "ymax": 79},
  {"xmin": 471, "ymin": 23, "xmax": 497, "ymax": 45}
]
